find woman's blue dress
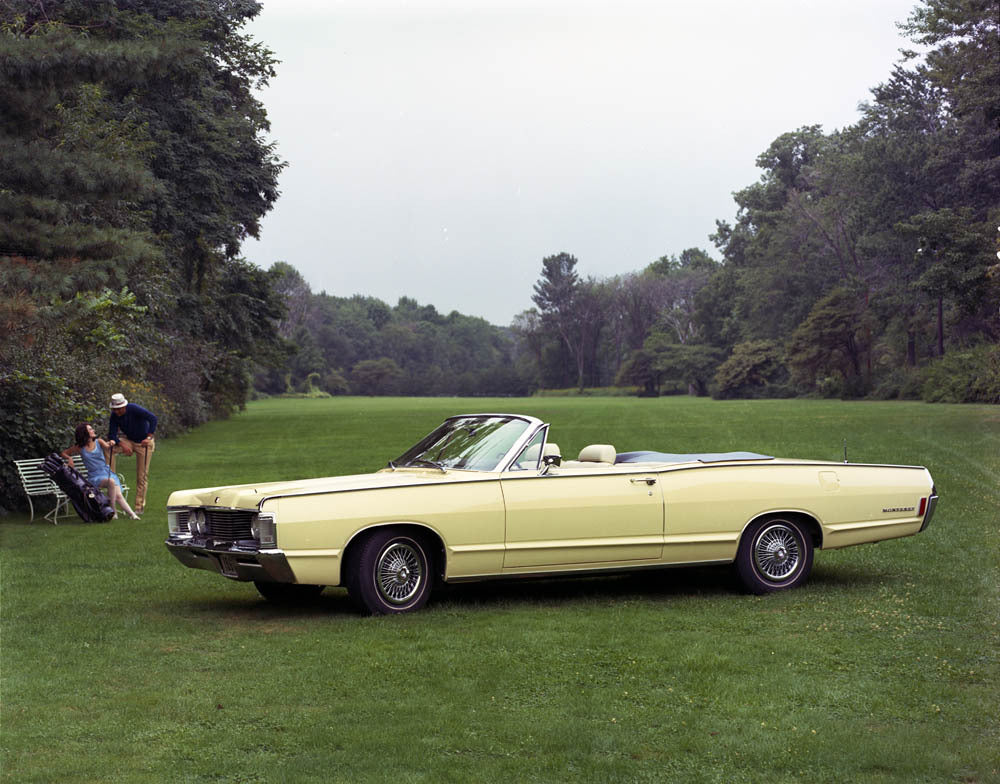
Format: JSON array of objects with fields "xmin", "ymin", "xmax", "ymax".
[{"xmin": 80, "ymin": 442, "xmax": 120, "ymax": 489}]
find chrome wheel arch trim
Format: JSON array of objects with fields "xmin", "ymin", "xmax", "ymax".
[{"xmin": 739, "ymin": 510, "xmax": 824, "ymax": 550}]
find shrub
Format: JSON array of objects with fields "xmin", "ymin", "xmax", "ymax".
[
  {"xmin": 322, "ymin": 369, "xmax": 351, "ymax": 395},
  {"xmin": 533, "ymin": 387, "xmax": 638, "ymax": 397},
  {"xmin": 921, "ymin": 344, "xmax": 1000, "ymax": 403},
  {"xmin": 870, "ymin": 367, "xmax": 924, "ymax": 400},
  {"xmin": 294, "ymin": 372, "xmax": 331, "ymax": 398},
  {"xmin": 0, "ymin": 370, "xmax": 101, "ymax": 513}
]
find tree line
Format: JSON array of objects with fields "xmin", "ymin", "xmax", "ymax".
[
  {"xmin": 1, "ymin": 0, "xmax": 997, "ymax": 512},
  {"xmin": 266, "ymin": 0, "xmax": 998, "ymax": 404},
  {"xmin": 256, "ymin": 263, "xmax": 535, "ymax": 398},
  {"xmin": 514, "ymin": 0, "xmax": 999, "ymax": 401}
]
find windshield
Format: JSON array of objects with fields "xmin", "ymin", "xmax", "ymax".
[{"xmin": 392, "ymin": 415, "xmax": 533, "ymax": 472}]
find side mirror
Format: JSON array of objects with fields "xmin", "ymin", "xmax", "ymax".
[{"xmin": 542, "ymin": 454, "xmax": 561, "ymax": 472}]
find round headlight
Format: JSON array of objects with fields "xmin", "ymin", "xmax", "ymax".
[{"xmin": 190, "ymin": 509, "xmax": 206, "ymax": 535}]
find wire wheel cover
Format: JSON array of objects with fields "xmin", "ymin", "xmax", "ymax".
[
  {"xmin": 753, "ymin": 523, "xmax": 802, "ymax": 581},
  {"xmin": 375, "ymin": 541, "xmax": 424, "ymax": 604}
]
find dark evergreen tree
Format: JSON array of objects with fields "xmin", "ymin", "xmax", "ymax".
[{"xmin": 0, "ymin": 1, "xmax": 285, "ymax": 510}]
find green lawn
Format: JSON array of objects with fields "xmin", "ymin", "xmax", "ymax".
[{"xmin": 2, "ymin": 397, "xmax": 998, "ymax": 783}]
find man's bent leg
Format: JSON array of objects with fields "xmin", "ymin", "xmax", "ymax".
[
  {"xmin": 111, "ymin": 436, "xmax": 135, "ymax": 478},
  {"xmin": 109, "ymin": 442, "xmax": 122, "ymax": 474},
  {"xmin": 114, "ymin": 437, "xmax": 135, "ymax": 504},
  {"xmin": 134, "ymin": 438, "xmax": 154, "ymax": 513}
]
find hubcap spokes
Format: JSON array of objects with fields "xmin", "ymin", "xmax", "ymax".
[
  {"xmin": 754, "ymin": 525, "xmax": 801, "ymax": 581},
  {"xmin": 376, "ymin": 542, "xmax": 423, "ymax": 604}
]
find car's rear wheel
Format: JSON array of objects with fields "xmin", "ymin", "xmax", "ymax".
[
  {"xmin": 254, "ymin": 581, "xmax": 324, "ymax": 603},
  {"xmin": 736, "ymin": 516, "xmax": 814, "ymax": 594},
  {"xmin": 346, "ymin": 529, "xmax": 433, "ymax": 615}
]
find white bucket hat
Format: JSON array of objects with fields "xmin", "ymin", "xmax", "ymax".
[{"xmin": 110, "ymin": 393, "xmax": 128, "ymax": 409}]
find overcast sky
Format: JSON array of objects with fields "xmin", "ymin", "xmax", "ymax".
[{"xmin": 242, "ymin": 0, "xmax": 919, "ymax": 326}]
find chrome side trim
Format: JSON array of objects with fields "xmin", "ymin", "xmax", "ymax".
[
  {"xmin": 656, "ymin": 461, "xmax": 929, "ymax": 474},
  {"xmin": 255, "ymin": 474, "xmax": 501, "ymax": 509},
  {"xmin": 503, "ymin": 535, "xmax": 664, "ymax": 552},
  {"xmin": 447, "ymin": 558, "xmax": 732, "ymax": 583}
]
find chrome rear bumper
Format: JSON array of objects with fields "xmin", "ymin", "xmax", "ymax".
[{"xmin": 920, "ymin": 493, "xmax": 939, "ymax": 532}]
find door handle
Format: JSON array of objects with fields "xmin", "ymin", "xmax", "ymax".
[{"xmin": 630, "ymin": 477, "xmax": 657, "ymax": 486}]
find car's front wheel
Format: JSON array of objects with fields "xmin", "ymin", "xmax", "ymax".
[
  {"xmin": 736, "ymin": 516, "xmax": 814, "ymax": 594},
  {"xmin": 346, "ymin": 529, "xmax": 433, "ymax": 615}
]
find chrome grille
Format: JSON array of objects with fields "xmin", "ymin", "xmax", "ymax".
[
  {"xmin": 205, "ymin": 510, "xmax": 254, "ymax": 541},
  {"xmin": 174, "ymin": 509, "xmax": 190, "ymax": 534}
]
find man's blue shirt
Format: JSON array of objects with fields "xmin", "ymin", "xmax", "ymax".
[{"xmin": 108, "ymin": 403, "xmax": 157, "ymax": 444}]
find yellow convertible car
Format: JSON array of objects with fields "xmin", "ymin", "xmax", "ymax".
[{"xmin": 165, "ymin": 413, "xmax": 938, "ymax": 614}]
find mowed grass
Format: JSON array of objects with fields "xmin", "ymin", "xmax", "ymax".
[{"xmin": 2, "ymin": 396, "xmax": 998, "ymax": 783}]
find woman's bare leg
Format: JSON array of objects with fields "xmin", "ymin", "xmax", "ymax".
[
  {"xmin": 102, "ymin": 479, "xmax": 138, "ymax": 519},
  {"xmin": 115, "ymin": 485, "xmax": 139, "ymax": 518},
  {"xmin": 98, "ymin": 479, "xmax": 119, "ymax": 518}
]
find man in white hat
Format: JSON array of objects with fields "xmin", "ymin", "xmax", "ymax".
[{"xmin": 107, "ymin": 393, "xmax": 158, "ymax": 515}]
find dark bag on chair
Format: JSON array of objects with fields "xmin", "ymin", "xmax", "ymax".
[{"xmin": 41, "ymin": 453, "xmax": 115, "ymax": 522}]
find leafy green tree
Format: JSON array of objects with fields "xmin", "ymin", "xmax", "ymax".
[
  {"xmin": 710, "ymin": 126, "xmax": 844, "ymax": 344},
  {"xmin": 693, "ymin": 260, "xmax": 741, "ymax": 352},
  {"xmin": 713, "ymin": 341, "xmax": 789, "ymax": 399},
  {"xmin": 0, "ymin": 0, "xmax": 286, "ymax": 457},
  {"xmin": 897, "ymin": 208, "xmax": 996, "ymax": 355},
  {"xmin": 575, "ymin": 278, "xmax": 614, "ymax": 388},
  {"xmin": 900, "ymin": 0, "xmax": 1000, "ymax": 213},
  {"xmin": 288, "ymin": 325, "xmax": 328, "ymax": 384},
  {"xmin": 646, "ymin": 248, "xmax": 718, "ymax": 344},
  {"xmin": 612, "ymin": 272, "xmax": 669, "ymax": 356},
  {"xmin": 786, "ymin": 288, "xmax": 872, "ymax": 396},
  {"xmin": 351, "ymin": 357, "xmax": 405, "ymax": 396},
  {"xmin": 615, "ymin": 348, "xmax": 662, "ymax": 396},
  {"xmin": 532, "ymin": 253, "xmax": 581, "ymax": 387},
  {"xmin": 652, "ymin": 345, "xmax": 721, "ymax": 397},
  {"xmin": 310, "ymin": 295, "xmax": 381, "ymax": 373},
  {"xmin": 704, "ymin": 0, "xmax": 998, "ymax": 399},
  {"xmin": 510, "ymin": 309, "xmax": 547, "ymax": 384},
  {"xmin": 532, "ymin": 253, "xmax": 610, "ymax": 390},
  {"xmin": 270, "ymin": 262, "xmax": 314, "ymax": 340}
]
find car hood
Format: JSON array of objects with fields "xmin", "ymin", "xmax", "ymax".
[{"xmin": 166, "ymin": 468, "xmax": 494, "ymax": 510}]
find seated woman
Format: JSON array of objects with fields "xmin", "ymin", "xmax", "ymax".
[{"xmin": 61, "ymin": 423, "xmax": 140, "ymax": 520}]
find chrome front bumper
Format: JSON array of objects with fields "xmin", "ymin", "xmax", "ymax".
[{"xmin": 165, "ymin": 537, "xmax": 295, "ymax": 583}]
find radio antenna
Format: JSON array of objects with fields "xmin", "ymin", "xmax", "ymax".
[{"xmin": 843, "ymin": 439, "xmax": 849, "ymax": 464}]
